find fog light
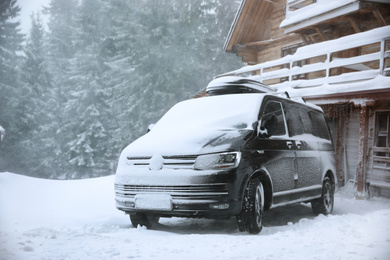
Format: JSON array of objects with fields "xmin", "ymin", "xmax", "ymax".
[{"xmin": 209, "ymin": 203, "xmax": 229, "ymax": 210}]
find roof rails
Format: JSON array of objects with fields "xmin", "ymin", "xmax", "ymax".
[
  {"xmin": 206, "ymin": 76, "xmax": 308, "ymax": 104},
  {"xmin": 276, "ymin": 91, "xmax": 307, "ymax": 103}
]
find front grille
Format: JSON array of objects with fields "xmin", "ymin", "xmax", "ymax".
[
  {"xmin": 126, "ymin": 156, "xmax": 151, "ymax": 166},
  {"xmin": 126, "ymin": 155, "xmax": 197, "ymax": 169},
  {"xmin": 115, "ymin": 184, "xmax": 228, "ymax": 200}
]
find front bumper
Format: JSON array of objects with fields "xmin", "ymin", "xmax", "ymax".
[{"xmin": 114, "ymin": 167, "xmax": 242, "ymax": 218}]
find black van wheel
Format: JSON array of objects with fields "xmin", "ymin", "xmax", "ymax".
[
  {"xmin": 237, "ymin": 178, "xmax": 264, "ymax": 234},
  {"xmin": 130, "ymin": 213, "xmax": 159, "ymax": 228},
  {"xmin": 311, "ymin": 177, "xmax": 334, "ymax": 215}
]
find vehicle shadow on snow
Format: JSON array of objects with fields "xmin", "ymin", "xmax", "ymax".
[{"xmin": 152, "ymin": 203, "xmax": 316, "ymax": 235}]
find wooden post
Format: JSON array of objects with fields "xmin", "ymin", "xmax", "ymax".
[
  {"xmin": 356, "ymin": 105, "xmax": 369, "ymax": 199},
  {"xmin": 335, "ymin": 115, "xmax": 345, "ymax": 186}
]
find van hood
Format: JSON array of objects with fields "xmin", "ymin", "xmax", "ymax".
[
  {"xmin": 120, "ymin": 94, "xmax": 263, "ymax": 158},
  {"xmin": 122, "ymin": 128, "xmax": 253, "ymax": 157}
]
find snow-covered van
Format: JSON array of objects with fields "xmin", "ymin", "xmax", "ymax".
[{"xmin": 114, "ymin": 80, "xmax": 336, "ymax": 234}]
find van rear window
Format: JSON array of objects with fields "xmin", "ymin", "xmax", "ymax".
[{"xmin": 308, "ymin": 111, "xmax": 331, "ymax": 141}]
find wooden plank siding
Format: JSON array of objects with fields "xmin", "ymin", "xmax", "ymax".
[
  {"xmin": 366, "ymin": 101, "xmax": 390, "ymax": 197},
  {"xmin": 225, "ymin": 0, "xmax": 274, "ymax": 53},
  {"xmin": 222, "ymin": 0, "xmax": 390, "ymax": 197}
]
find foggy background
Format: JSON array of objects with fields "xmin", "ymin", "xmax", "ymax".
[{"xmin": 0, "ymin": 0, "xmax": 243, "ymax": 179}]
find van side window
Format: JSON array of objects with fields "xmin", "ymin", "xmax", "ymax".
[
  {"xmin": 285, "ymin": 103, "xmax": 302, "ymax": 136},
  {"xmin": 285, "ymin": 103, "xmax": 313, "ymax": 137},
  {"xmin": 308, "ymin": 111, "xmax": 331, "ymax": 140},
  {"xmin": 261, "ymin": 101, "xmax": 286, "ymax": 136},
  {"xmin": 285, "ymin": 102, "xmax": 331, "ymax": 141}
]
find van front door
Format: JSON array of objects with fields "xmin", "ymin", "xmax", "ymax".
[{"xmin": 250, "ymin": 99, "xmax": 297, "ymax": 203}]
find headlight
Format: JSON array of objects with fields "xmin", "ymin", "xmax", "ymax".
[{"xmin": 194, "ymin": 152, "xmax": 241, "ymax": 170}]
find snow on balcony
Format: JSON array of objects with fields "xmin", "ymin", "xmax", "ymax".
[
  {"xmin": 281, "ymin": 0, "xmax": 360, "ymax": 32},
  {"xmin": 220, "ymin": 26, "xmax": 390, "ymax": 98}
]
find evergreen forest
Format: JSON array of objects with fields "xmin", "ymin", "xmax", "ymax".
[{"xmin": 0, "ymin": 0, "xmax": 242, "ymax": 179}]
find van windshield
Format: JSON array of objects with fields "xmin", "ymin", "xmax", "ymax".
[{"xmin": 151, "ymin": 94, "xmax": 264, "ymax": 133}]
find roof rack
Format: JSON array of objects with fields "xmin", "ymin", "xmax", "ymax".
[
  {"xmin": 206, "ymin": 76, "xmax": 309, "ymax": 105},
  {"xmin": 206, "ymin": 76, "xmax": 276, "ymax": 95}
]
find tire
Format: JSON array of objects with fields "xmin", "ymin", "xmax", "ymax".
[
  {"xmin": 311, "ymin": 177, "xmax": 334, "ymax": 215},
  {"xmin": 236, "ymin": 178, "xmax": 264, "ymax": 234},
  {"xmin": 130, "ymin": 213, "xmax": 160, "ymax": 228},
  {"xmin": 236, "ymin": 214, "xmax": 246, "ymax": 232}
]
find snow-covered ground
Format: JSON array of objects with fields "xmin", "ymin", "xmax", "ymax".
[{"xmin": 1, "ymin": 172, "xmax": 389, "ymax": 260}]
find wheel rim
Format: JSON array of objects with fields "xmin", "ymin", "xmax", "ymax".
[
  {"xmin": 255, "ymin": 183, "xmax": 264, "ymax": 226},
  {"xmin": 323, "ymin": 182, "xmax": 333, "ymax": 212}
]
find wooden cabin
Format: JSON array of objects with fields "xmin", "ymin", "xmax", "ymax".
[{"xmin": 220, "ymin": 0, "xmax": 390, "ymax": 198}]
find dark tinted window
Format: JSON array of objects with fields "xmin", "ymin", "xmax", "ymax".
[
  {"xmin": 285, "ymin": 101, "xmax": 330, "ymax": 140},
  {"xmin": 308, "ymin": 111, "xmax": 331, "ymax": 140},
  {"xmin": 285, "ymin": 103, "xmax": 306, "ymax": 136},
  {"xmin": 261, "ymin": 100, "xmax": 286, "ymax": 136}
]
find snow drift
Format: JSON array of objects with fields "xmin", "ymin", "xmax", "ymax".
[{"xmin": 1, "ymin": 172, "xmax": 390, "ymax": 260}]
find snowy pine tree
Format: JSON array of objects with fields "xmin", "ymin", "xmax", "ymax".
[
  {"xmin": 1, "ymin": 0, "xmax": 241, "ymax": 179},
  {"xmin": 0, "ymin": 0, "xmax": 25, "ymax": 172},
  {"xmin": 64, "ymin": 0, "xmax": 118, "ymax": 178},
  {"xmin": 43, "ymin": 0, "xmax": 80, "ymax": 178},
  {"xmin": 21, "ymin": 12, "xmax": 59, "ymax": 177}
]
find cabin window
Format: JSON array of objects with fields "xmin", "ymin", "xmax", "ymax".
[{"xmin": 374, "ymin": 111, "xmax": 390, "ymax": 169}]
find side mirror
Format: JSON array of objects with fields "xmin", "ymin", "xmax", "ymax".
[
  {"xmin": 257, "ymin": 120, "xmax": 268, "ymax": 138},
  {"xmin": 257, "ymin": 115, "xmax": 277, "ymax": 138}
]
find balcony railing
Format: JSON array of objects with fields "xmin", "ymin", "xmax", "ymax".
[
  {"xmin": 286, "ymin": 0, "xmax": 316, "ymax": 17},
  {"xmin": 220, "ymin": 26, "xmax": 390, "ymax": 93},
  {"xmin": 283, "ymin": 0, "xmax": 358, "ymax": 28}
]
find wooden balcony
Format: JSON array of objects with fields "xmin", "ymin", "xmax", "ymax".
[
  {"xmin": 220, "ymin": 26, "xmax": 390, "ymax": 98},
  {"xmin": 282, "ymin": 0, "xmax": 361, "ymax": 33}
]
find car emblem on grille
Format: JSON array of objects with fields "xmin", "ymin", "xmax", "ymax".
[{"xmin": 149, "ymin": 154, "xmax": 164, "ymax": 171}]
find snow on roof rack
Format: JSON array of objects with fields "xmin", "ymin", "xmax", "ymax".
[{"xmin": 206, "ymin": 76, "xmax": 276, "ymax": 95}]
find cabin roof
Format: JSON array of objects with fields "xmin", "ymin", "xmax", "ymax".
[
  {"xmin": 224, "ymin": 0, "xmax": 390, "ymax": 52},
  {"xmin": 224, "ymin": 0, "xmax": 274, "ymax": 52}
]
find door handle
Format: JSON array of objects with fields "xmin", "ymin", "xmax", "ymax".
[
  {"xmin": 286, "ymin": 141, "xmax": 293, "ymax": 149},
  {"xmin": 295, "ymin": 140, "xmax": 302, "ymax": 149}
]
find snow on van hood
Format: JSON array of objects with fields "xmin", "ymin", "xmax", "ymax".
[{"xmin": 121, "ymin": 94, "xmax": 264, "ymax": 157}]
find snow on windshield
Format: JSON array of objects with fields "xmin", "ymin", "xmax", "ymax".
[
  {"xmin": 152, "ymin": 93, "xmax": 264, "ymax": 133},
  {"xmin": 121, "ymin": 94, "xmax": 264, "ymax": 156}
]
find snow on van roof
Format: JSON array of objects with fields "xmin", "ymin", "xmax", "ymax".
[{"xmin": 205, "ymin": 77, "xmax": 323, "ymax": 111}]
